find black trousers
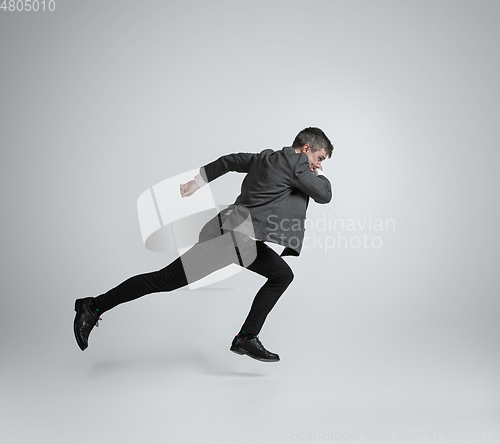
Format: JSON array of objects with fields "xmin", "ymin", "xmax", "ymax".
[{"xmin": 93, "ymin": 239, "xmax": 294, "ymax": 335}]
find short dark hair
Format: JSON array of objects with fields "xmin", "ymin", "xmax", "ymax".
[{"xmin": 292, "ymin": 127, "xmax": 334, "ymax": 158}]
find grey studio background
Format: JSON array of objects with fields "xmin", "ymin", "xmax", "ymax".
[{"xmin": 1, "ymin": 1, "xmax": 499, "ymax": 443}]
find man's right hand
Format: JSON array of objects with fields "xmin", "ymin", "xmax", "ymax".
[{"xmin": 180, "ymin": 180, "xmax": 200, "ymax": 198}]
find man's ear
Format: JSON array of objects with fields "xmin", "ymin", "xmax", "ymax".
[{"xmin": 302, "ymin": 144, "xmax": 311, "ymax": 153}]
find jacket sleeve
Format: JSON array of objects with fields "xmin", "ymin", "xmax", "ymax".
[
  {"xmin": 200, "ymin": 152, "xmax": 257, "ymax": 183},
  {"xmin": 290, "ymin": 154, "xmax": 332, "ymax": 204}
]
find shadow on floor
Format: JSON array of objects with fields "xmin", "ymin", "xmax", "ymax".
[{"xmin": 88, "ymin": 350, "xmax": 267, "ymax": 378}]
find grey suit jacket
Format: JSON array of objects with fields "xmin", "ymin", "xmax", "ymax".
[{"xmin": 200, "ymin": 146, "xmax": 332, "ymax": 256}]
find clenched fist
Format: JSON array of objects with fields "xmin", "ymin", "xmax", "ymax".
[{"xmin": 180, "ymin": 180, "xmax": 200, "ymax": 197}]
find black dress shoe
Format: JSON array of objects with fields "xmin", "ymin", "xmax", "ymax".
[
  {"xmin": 230, "ymin": 336, "xmax": 280, "ymax": 362},
  {"xmin": 74, "ymin": 297, "xmax": 101, "ymax": 351}
]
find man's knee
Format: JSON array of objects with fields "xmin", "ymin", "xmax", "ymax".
[{"xmin": 274, "ymin": 265, "xmax": 294, "ymax": 286}]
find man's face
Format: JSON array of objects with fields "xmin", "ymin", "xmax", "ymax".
[{"xmin": 300, "ymin": 145, "xmax": 328, "ymax": 172}]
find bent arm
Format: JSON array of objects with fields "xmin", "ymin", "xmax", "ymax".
[
  {"xmin": 291, "ymin": 155, "xmax": 332, "ymax": 204},
  {"xmin": 180, "ymin": 152, "xmax": 256, "ymax": 198},
  {"xmin": 200, "ymin": 152, "xmax": 257, "ymax": 183}
]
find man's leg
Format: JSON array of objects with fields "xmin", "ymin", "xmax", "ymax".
[
  {"xmin": 73, "ymin": 256, "xmax": 190, "ymax": 351},
  {"xmin": 242, "ymin": 241, "xmax": 294, "ymax": 335},
  {"xmin": 91, "ymin": 257, "xmax": 188, "ymax": 314},
  {"xmin": 230, "ymin": 241, "xmax": 294, "ymax": 362},
  {"xmin": 74, "ymin": 233, "xmax": 238, "ymax": 351}
]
